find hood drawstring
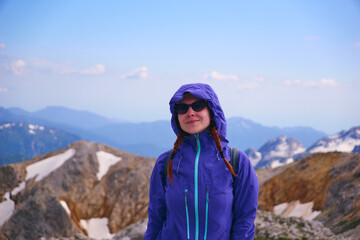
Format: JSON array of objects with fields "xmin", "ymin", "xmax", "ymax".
[{"xmin": 176, "ymin": 154, "xmax": 182, "ymax": 173}]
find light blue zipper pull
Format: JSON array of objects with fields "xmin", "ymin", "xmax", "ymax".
[
  {"xmin": 204, "ymin": 189, "xmax": 209, "ymax": 240},
  {"xmin": 185, "ymin": 189, "xmax": 190, "ymax": 240}
]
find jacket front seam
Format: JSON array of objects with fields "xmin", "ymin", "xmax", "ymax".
[
  {"xmin": 194, "ymin": 134, "xmax": 201, "ymax": 240},
  {"xmin": 204, "ymin": 188, "xmax": 209, "ymax": 240}
]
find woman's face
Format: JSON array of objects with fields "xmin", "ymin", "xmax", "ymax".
[{"xmin": 177, "ymin": 94, "xmax": 211, "ymax": 135}]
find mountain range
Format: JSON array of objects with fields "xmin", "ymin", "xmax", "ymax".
[
  {"xmin": 1, "ymin": 140, "xmax": 358, "ymax": 239},
  {"xmin": 0, "ymin": 106, "xmax": 327, "ymax": 164},
  {"xmin": 0, "ymin": 122, "xmax": 80, "ymax": 165},
  {"xmin": 247, "ymin": 126, "xmax": 360, "ymax": 169}
]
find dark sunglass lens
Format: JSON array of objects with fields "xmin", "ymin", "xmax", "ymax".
[
  {"xmin": 175, "ymin": 104, "xmax": 189, "ymax": 114},
  {"xmin": 192, "ymin": 100, "xmax": 207, "ymax": 111}
]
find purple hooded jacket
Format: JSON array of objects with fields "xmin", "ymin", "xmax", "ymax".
[{"xmin": 144, "ymin": 83, "xmax": 259, "ymax": 240}]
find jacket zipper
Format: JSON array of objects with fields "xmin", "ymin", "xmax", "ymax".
[
  {"xmin": 185, "ymin": 189, "xmax": 190, "ymax": 239},
  {"xmin": 194, "ymin": 134, "xmax": 201, "ymax": 240},
  {"xmin": 204, "ymin": 188, "xmax": 209, "ymax": 240}
]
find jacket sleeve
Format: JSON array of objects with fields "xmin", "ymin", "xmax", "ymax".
[
  {"xmin": 143, "ymin": 151, "xmax": 169, "ymax": 240},
  {"xmin": 231, "ymin": 150, "xmax": 259, "ymax": 240}
]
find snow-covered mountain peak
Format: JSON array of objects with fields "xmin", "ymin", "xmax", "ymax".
[
  {"xmin": 248, "ymin": 135, "xmax": 305, "ymax": 169},
  {"xmin": 258, "ymin": 135, "xmax": 305, "ymax": 161},
  {"xmin": 0, "ymin": 122, "xmax": 16, "ymax": 130},
  {"xmin": 307, "ymin": 126, "xmax": 360, "ymax": 153},
  {"xmin": 245, "ymin": 148, "xmax": 262, "ymax": 167}
]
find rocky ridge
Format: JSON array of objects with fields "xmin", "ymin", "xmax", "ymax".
[{"xmin": 0, "ymin": 141, "xmax": 155, "ymax": 239}]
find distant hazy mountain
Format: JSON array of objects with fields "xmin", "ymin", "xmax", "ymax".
[
  {"xmin": 227, "ymin": 117, "xmax": 326, "ymax": 149},
  {"xmin": 4, "ymin": 107, "xmax": 32, "ymax": 117},
  {"xmin": 1, "ymin": 106, "xmax": 328, "ymax": 158},
  {"xmin": 0, "ymin": 121, "xmax": 81, "ymax": 165},
  {"xmin": 24, "ymin": 106, "xmax": 115, "ymax": 129},
  {"xmin": 91, "ymin": 121, "xmax": 175, "ymax": 154}
]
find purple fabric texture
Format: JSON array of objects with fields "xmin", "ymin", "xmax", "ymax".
[{"xmin": 144, "ymin": 83, "xmax": 259, "ymax": 240}]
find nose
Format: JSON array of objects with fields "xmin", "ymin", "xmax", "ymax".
[{"xmin": 186, "ymin": 106, "xmax": 196, "ymax": 115}]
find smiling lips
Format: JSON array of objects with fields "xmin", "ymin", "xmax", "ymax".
[{"xmin": 186, "ymin": 119, "xmax": 199, "ymax": 125}]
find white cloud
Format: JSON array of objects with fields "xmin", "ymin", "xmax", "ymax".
[
  {"xmin": 0, "ymin": 88, "xmax": 8, "ymax": 93},
  {"xmin": 0, "ymin": 43, "xmax": 5, "ymax": 49},
  {"xmin": 304, "ymin": 36, "xmax": 319, "ymax": 41},
  {"xmin": 78, "ymin": 64, "xmax": 105, "ymax": 75},
  {"xmin": 7, "ymin": 58, "xmax": 106, "ymax": 76},
  {"xmin": 203, "ymin": 71, "xmax": 238, "ymax": 81},
  {"xmin": 60, "ymin": 63, "xmax": 106, "ymax": 75},
  {"xmin": 202, "ymin": 72, "xmax": 263, "ymax": 90},
  {"xmin": 11, "ymin": 59, "xmax": 26, "ymax": 75},
  {"xmin": 283, "ymin": 78, "xmax": 340, "ymax": 88},
  {"xmin": 120, "ymin": 66, "xmax": 148, "ymax": 79},
  {"xmin": 237, "ymin": 77, "xmax": 264, "ymax": 90},
  {"xmin": 319, "ymin": 78, "xmax": 339, "ymax": 87}
]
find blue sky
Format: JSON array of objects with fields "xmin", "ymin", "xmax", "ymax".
[{"xmin": 0, "ymin": 0, "xmax": 359, "ymax": 134}]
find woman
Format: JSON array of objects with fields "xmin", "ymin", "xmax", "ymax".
[{"xmin": 144, "ymin": 83, "xmax": 259, "ymax": 240}]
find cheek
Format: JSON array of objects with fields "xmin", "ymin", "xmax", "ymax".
[
  {"xmin": 177, "ymin": 115, "xmax": 186, "ymax": 129},
  {"xmin": 201, "ymin": 110, "xmax": 211, "ymax": 125},
  {"xmin": 177, "ymin": 114, "xmax": 185, "ymax": 123}
]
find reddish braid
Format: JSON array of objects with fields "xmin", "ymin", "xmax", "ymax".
[
  {"xmin": 210, "ymin": 125, "xmax": 238, "ymax": 177},
  {"xmin": 167, "ymin": 131, "xmax": 184, "ymax": 184}
]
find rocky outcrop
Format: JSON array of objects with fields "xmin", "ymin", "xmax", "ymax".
[
  {"xmin": 101, "ymin": 211, "xmax": 345, "ymax": 240},
  {"xmin": 258, "ymin": 152, "xmax": 360, "ymax": 238},
  {"xmin": 254, "ymin": 210, "xmax": 344, "ymax": 240},
  {"xmin": 113, "ymin": 218, "xmax": 148, "ymax": 240},
  {"xmin": 0, "ymin": 141, "xmax": 156, "ymax": 239}
]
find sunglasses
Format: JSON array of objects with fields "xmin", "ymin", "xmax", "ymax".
[{"xmin": 174, "ymin": 100, "xmax": 208, "ymax": 114}]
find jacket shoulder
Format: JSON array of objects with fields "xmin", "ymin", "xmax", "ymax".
[
  {"xmin": 153, "ymin": 149, "xmax": 173, "ymax": 176},
  {"xmin": 156, "ymin": 149, "xmax": 173, "ymax": 165}
]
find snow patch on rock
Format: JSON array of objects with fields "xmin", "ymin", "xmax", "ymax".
[
  {"xmin": 0, "ymin": 193, "xmax": 15, "ymax": 227},
  {"xmin": 26, "ymin": 148, "xmax": 76, "ymax": 182},
  {"xmin": 80, "ymin": 218, "xmax": 114, "ymax": 239},
  {"xmin": 60, "ymin": 200, "xmax": 71, "ymax": 215},
  {"xmin": 12, "ymin": 181, "xmax": 26, "ymax": 195},
  {"xmin": 273, "ymin": 200, "xmax": 321, "ymax": 220},
  {"xmin": 96, "ymin": 151, "xmax": 122, "ymax": 180}
]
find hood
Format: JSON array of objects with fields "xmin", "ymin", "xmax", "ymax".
[{"xmin": 169, "ymin": 83, "xmax": 227, "ymax": 140}]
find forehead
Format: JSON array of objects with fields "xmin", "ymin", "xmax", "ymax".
[{"xmin": 180, "ymin": 93, "xmax": 199, "ymax": 103}]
